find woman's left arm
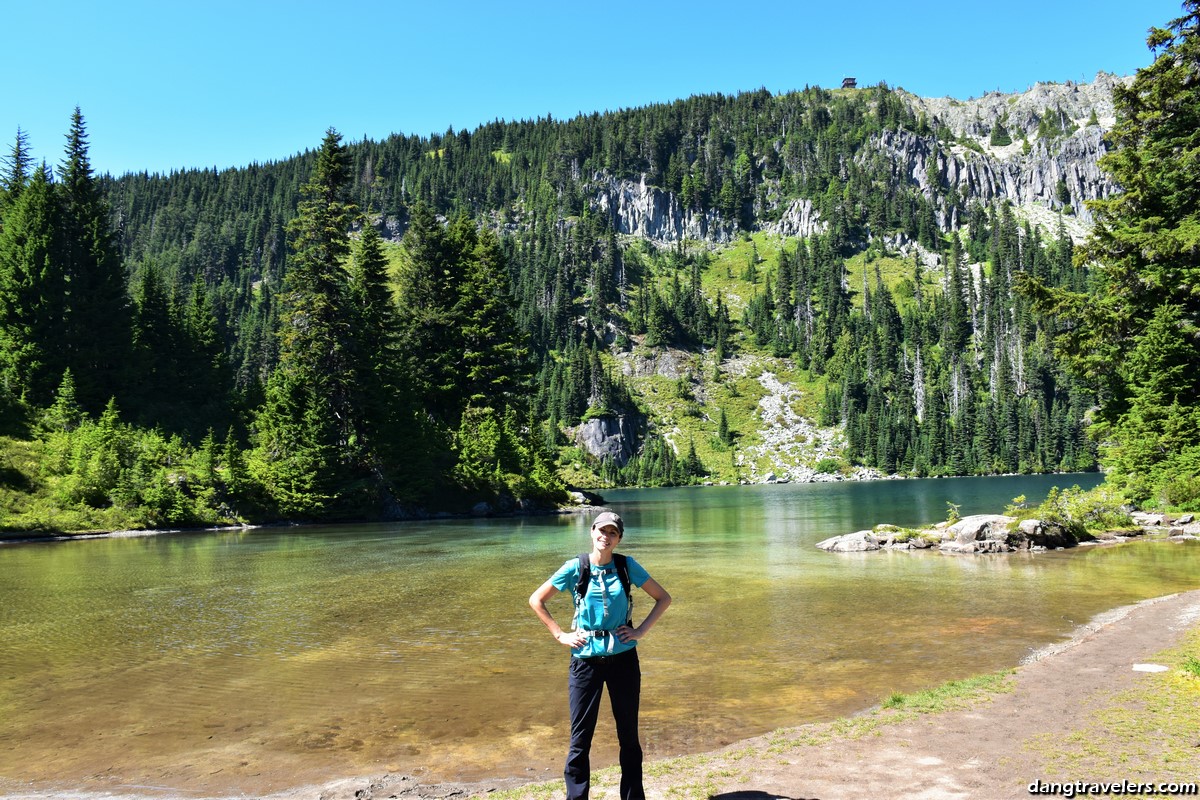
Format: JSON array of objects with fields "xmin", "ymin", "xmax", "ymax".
[{"xmin": 616, "ymin": 578, "xmax": 671, "ymax": 643}]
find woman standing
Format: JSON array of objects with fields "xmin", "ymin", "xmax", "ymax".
[{"xmin": 529, "ymin": 511, "xmax": 672, "ymax": 800}]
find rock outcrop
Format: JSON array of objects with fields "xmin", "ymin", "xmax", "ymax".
[
  {"xmin": 815, "ymin": 504, "xmax": 1196, "ymax": 557},
  {"xmin": 572, "ymin": 413, "xmax": 643, "ymax": 467},
  {"xmin": 762, "ymin": 198, "xmax": 825, "ymax": 239},
  {"xmin": 590, "ymin": 174, "xmax": 735, "ymax": 243},
  {"xmin": 871, "ymin": 125, "xmax": 1113, "ymax": 226}
]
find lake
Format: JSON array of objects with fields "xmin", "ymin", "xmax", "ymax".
[{"xmin": 2, "ymin": 473, "xmax": 1198, "ymax": 797}]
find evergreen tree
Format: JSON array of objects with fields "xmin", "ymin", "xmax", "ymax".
[
  {"xmin": 395, "ymin": 202, "xmax": 464, "ymax": 422},
  {"xmin": 1023, "ymin": 3, "xmax": 1200, "ymax": 504},
  {"xmin": 456, "ymin": 227, "xmax": 530, "ymax": 411},
  {"xmin": 0, "ymin": 165, "xmax": 67, "ymax": 404},
  {"xmin": 1, "ymin": 128, "xmax": 34, "ymax": 214},
  {"xmin": 251, "ymin": 128, "xmax": 361, "ymax": 516},
  {"xmin": 57, "ymin": 108, "xmax": 132, "ymax": 411}
]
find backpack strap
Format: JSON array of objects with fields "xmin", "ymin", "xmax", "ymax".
[
  {"xmin": 572, "ymin": 553, "xmax": 591, "ymax": 612},
  {"xmin": 613, "ymin": 553, "xmax": 633, "ymax": 626}
]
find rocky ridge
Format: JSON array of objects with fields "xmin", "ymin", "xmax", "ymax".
[{"xmin": 583, "ymin": 73, "xmax": 1122, "ymax": 245}]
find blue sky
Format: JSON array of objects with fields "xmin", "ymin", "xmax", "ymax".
[{"xmin": 1, "ymin": 0, "xmax": 1184, "ymax": 177}]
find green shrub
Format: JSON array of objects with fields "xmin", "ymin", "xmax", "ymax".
[
  {"xmin": 1162, "ymin": 473, "xmax": 1200, "ymax": 509},
  {"xmin": 814, "ymin": 457, "xmax": 842, "ymax": 474},
  {"xmin": 1007, "ymin": 484, "xmax": 1132, "ymax": 535},
  {"xmin": 1181, "ymin": 655, "xmax": 1200, "ymax": 679}
]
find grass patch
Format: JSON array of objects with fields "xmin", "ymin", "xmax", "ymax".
[
  {"xmin": 700, "ymin": 232, "xmax": 785, "ymax": 312},
  {"xmin": 880, "ymin": 670, "xmax": 1015, "ymax": 714},
  {"xmin": 769, "ymin": 669, "xmax": 1015, "ymax": 753},
  {"xmin": 843, "ymin": 249, "xmax": 935, "ymax": 316}
]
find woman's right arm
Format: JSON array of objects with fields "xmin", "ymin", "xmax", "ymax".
[{"xmin": 530, "ymin": 580, "xmax": 588, "ymax": 649}]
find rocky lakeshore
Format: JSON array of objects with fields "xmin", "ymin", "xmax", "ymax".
[{"xmin": 816, "ymin": 511, "xmax": 1200, "ymax": 554}]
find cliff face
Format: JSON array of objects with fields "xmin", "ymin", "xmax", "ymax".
[
  {"xmin": 584, "ymin": 73, "xmax": 1125, "ymax": 245},
  {"xmin": 886, "ymin": 72, "xmax": 1129, "ymax": 227},
  {"xmin": 590, "ymin": 174, "xmax": 736, "ymax": 244},
  {"xmin": 873, "ymin": 123, "xmax": 1113, "ymax": 225}
]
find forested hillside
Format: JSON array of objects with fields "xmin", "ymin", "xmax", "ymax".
[{"xmin": 4, "ymin": 44, "xmax": 1194, "ymax": 531}]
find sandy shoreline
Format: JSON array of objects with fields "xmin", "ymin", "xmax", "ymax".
[{"xmin": 5, "ymin": 586, "xmax": 1199, "ymax": 800}]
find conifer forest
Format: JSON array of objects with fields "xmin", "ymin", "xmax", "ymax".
[{"xmin": 2, "ymin": 2, "xmax": 1198, "ymax": 531}]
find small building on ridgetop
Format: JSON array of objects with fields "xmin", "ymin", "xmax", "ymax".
[{"xmin": 842, "ymin": 77, "xmax": 857, "ymax": 89}]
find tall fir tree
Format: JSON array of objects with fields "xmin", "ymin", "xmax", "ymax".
[
  {"xmin": 57, "ymin": 108, "xmax": 132, "ymax": 411},
  {"xmin": 455, "ymin": 227, "xmax": 530, "ymax": 411},
  {"xmin": 395, "ymin": 203, "xmax": 465, "ymax": 424},
  {"xmin": 0, "ymin": 165, "xmax": 67, "ymax": 405},
  {"xmin": 1, "ymin": 128, "xmax": 34, "ymax": 216},
  {"xmin": 251, "ymin": 128, "xmax": 362, "ymax": 516},
  {"xmin": 1023, "ymin": 2, "xmax": 1200, "ymax": 505}
]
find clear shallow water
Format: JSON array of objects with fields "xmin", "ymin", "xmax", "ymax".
[{"xmin": 2, "ymin": 474, "xmax": 1198, "ymax": 796}]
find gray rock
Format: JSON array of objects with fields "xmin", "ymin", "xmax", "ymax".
[
  {"xmin": 948, "ymin": 514, "xmax": 1017, "ymax": 544},
  {"xmin": 1131, "ymin": 511, "xmax": 1166, "ymax": 526},
  {"xmin": 762, "ymin": 198, "xmax": 826, "ymax": 239},
  {"xmin": 816, "ymin": 531, "xmax": 881, "ymax": 552},
  {"xmin": 572, "ymin": 413, "xmax": 642, "ymax": 466},
  {"xmin": 1010, "ymin": 518, "xmax": 1079, "ymax": 549},
  {"xmin": 1176, "ymin": 514, "xmax": 1195, "ymax": 525},
  {"xmin": 471, "ymin": 502, "xmax": 492, "ymax": 516},
  {"xmin": 590, "ymin": 174, "xmax": 734, "ymax": 243}
]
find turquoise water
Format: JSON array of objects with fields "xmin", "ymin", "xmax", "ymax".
[{"xmin": 2, "ymin": 473, "xmax": 1198, "ymax": 797}]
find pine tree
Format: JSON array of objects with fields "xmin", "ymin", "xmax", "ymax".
[
  {"xmin": 0, "ymin": 165, "xmax": 67, "ymax": 404},
  {"xmin": 251, "ymin": 128, "xmax": 361, "ymax": 516},
  {"xmin": 348, "ymin": 221, "xmax": 400, "ymax": 421},
  {"xmin": 395, "ymin": 202, "xmax": 464, "ymax": 422},
  {"xmin": 455, "ymin": 228, "xmax": 530, "ymax": 411},
  {"xmin": 1, "ymin": 128, "xmax": 34, "ymax": 214},
  {"xmin": 1022, "ymin": 3, "xmax": 1200, "ymax": 503},
  {"xmin": 57, "ymin": 109, "xmax": 133, "ymax": 412}
]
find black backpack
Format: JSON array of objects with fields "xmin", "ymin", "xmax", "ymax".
[{"xmin": 573, "ymin": 552, "xmax": 633, "ymax": 627}]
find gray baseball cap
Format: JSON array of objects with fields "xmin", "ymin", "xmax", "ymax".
[{"xmin": 591, "ymin": 511, "xmax": 624, "ymax": 535}]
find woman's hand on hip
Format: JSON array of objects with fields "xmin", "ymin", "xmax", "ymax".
[
  {"xmin": 556, "ymin": 629, "xmax": 588, "ymax": 648},
  {"xmin": 615, "ymin": 625, "xmax": 643, "ymax": 643}
]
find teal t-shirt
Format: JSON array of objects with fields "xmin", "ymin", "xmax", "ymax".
[{"xmin": 550, "ymin": 555, "xmax": 651, "ymax": 658}]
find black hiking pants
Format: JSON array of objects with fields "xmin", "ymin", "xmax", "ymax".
[{"xmin": 565, "ymin": 647, "xmax": 643, "ymax": 800}]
